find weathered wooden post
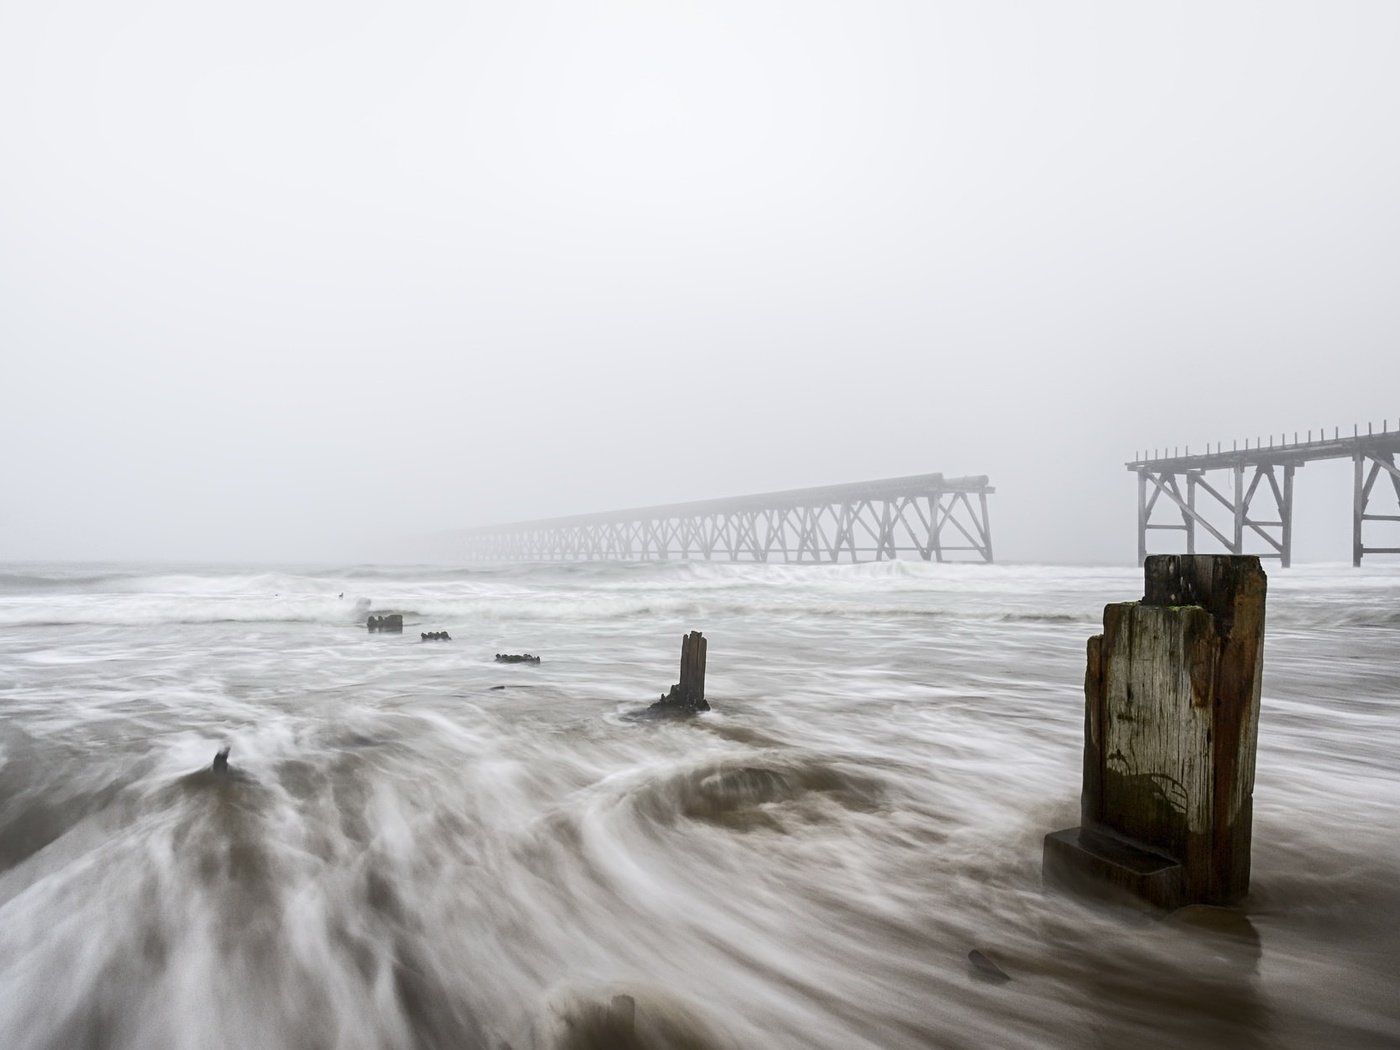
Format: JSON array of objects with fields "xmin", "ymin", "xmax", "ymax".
[
  {"xmin": 677, "ymin": 630, "xmax": 706, "ymax": 708},
  {"xmin": 648, "ymin": 631, "xmax": 709, "ymax": 714},
  {"xmin": 1043, "ymin": 555, "xmax": 1266, "ymax": 908}
]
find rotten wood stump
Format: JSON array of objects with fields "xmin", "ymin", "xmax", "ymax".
[
  {"xmin": 1043, "ymin": 555, "xmax": 1266, "ymax": 908},
  {"xmin": 649, "ymin": 631, "xmax": 709, "ymax": 715}
]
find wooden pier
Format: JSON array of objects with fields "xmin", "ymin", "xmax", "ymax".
[
  {"xmin": 1129, "ymin": 422, "xmax": 1400, "ymax": 566},
  {"xmin": 456, "ymin": 473, "xmax": 994, "ymax": 563}
]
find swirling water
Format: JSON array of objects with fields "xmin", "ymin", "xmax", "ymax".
[{"xmin": 0, "ymin": 560, "xmax": 1396, "ymax": 1050}]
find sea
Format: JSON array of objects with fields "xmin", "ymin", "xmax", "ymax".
[{"xmin": 0, "ymin": 560, "xmax": 1395, "ymax": 1050}]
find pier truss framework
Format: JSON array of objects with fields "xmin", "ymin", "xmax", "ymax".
[
  {"xmin": 1130, "ymin": 423, "xmax": 1400, "ymax": 567},
  {"xmin": 459, "ymin": 473, "xmax": 995, "ymax": 563}
]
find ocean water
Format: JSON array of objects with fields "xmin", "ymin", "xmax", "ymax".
[{"xmin": 0, "ymin": 560, "xmax": 1395, "ymax": 1050}]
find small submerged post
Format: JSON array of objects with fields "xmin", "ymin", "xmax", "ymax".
[
  {"xmin": 1043, "ymin": 555, "xmax": 1266, "ymax": 908},
  {"xmin": 648, "ymin": 631, "xmax": 709, "ymax": 715},
  {"xmin": 678, "ymin": 630, "xmax": 706, "ymax": 708}
]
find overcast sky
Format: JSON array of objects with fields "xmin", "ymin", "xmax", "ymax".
[{"xmin": 3, "ymin": 1, "xmax": 1397, "ymax": 565}]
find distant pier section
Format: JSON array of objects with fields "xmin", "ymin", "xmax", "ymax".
[
  {"xmin": 457, "ymin": 473, "xmax": 994, "ymax": 563},
  {"xmin": 1130, "ymin": 421, "xmax": 1400, "ymax": 567}
]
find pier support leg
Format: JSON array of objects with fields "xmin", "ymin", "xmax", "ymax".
[
  {"xmin": 1233, "ymin": 464, "xmax": 1245, "ymax": 554},
  {"xmin": 1137, "ymin": 471, "xmax": 1148, "ymax": 566},
  {"xmin": 1186, "ymin": 474, "xmax": 1198, "ymax": 554},
  {"xmin": 1354, "ymin": 451, "xmax": 1365, "ymax": 567},
  {"xmin": 978, "ymin": 489, "xmax": 994, "ymax": 564},
  {"xmin": 1281, "ymin": 465, "xmax": 1295, "ymax": 569}
]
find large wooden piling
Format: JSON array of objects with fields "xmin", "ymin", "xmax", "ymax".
[{"xmin": 1044, "ymin": 555, "xmax": 1266, "ymax": 908}]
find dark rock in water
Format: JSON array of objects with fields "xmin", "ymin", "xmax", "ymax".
[
  {"xmin": 212, "ymin": 746, "xmax": 231, "ymax": 774},
  {"xmin": 421, "ymin": 631, "xmax": 452, "ymax": 642},
  {"xmin": 968, "ymin": 949, "xmax": 1011, "ymax": 983},
  {"xmin": 494, "ymin": 653, "xmax": 540, "ymax": 664},
  {"xmin": 367, "ymin": 613, "xmax": 403, "ymax": 633},
  {"xmin": 490, "ymin": 685, "xmax": 506, "ymax": 691}
]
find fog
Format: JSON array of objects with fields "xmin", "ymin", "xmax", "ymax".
[{"xmin": 3, "ymin": 1, "xmax": 1398, "ymax": 565}]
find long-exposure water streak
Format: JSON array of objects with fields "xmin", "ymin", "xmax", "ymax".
[{"xmin": 0, "ymin": 561, "xmax": 1395, "ymax": 1049}]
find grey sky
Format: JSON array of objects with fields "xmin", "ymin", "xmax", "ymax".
[{"xmin": 3, "ymin": 2, "xmax": 1398, "ymax": 564}]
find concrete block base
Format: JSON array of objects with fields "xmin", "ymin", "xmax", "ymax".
[{"xmin": 1043, "ymin": 825, "xmax": 1185, "ymax": 910}]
